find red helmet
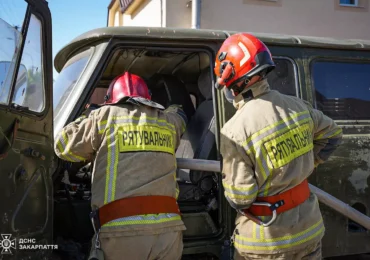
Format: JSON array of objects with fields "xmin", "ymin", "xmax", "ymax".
[
  {"xmin": 104, "ymin": 72, "xmax": 151, "ymax": 105},
  {"xmin": 214, "ymin": 33, "xmax": 275, "ymax": 95}
]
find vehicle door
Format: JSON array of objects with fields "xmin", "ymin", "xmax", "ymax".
[
  {"xmin": 303, "ymin": 47, "xmax": 370, "ymax": 257},
  {"xmin": 0, "ymin": 0, "xmax": 54, "ymax": 258}
]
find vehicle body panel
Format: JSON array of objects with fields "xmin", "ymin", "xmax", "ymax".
[
  {"xmin": 0, "ymin": 0, "xmax": 54, "ymax": 259},
  {"xmin": 0, "ymin": 1, "xmax": 368, "ymax": 255},
  {"xmin": 53, "ymin": 27, "xmax": 370, "ymax": 258}
]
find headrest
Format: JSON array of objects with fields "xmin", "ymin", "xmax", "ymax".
[{"xmin": 198, "ymin": 68, "xmax": 213, "ymax": 100}]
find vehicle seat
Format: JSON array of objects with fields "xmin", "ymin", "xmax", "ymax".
[
  {"xmin": 176, "ymin": 68, "xmax": 217, "ymax": 184},
  {"xmin": 153, "ymin": 74, "xmax": 195, "ymax": 119}
]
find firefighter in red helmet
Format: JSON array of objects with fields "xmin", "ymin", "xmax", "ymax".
[
  {"xmin": 215, "ymin": 33, "xmax": 342, "ymax": 259},
  {"xmin": 54, "ymin": 72, "xmax": 187, "ymax": 260}
]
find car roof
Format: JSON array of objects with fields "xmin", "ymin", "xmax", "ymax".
[{"xmin": 54, "ymin": 26, "xmax": 370, "ymax": 72}]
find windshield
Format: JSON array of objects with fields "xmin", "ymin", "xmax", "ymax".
[{"xmin": 53, "ymin": 48, "xmax": 92, "ymax": 119}]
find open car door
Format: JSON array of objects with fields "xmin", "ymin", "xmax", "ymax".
[{"xmin": 0, "ymin": 0, "xmax": 54, "ymax": 258}]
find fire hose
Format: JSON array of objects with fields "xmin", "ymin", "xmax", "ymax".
[{"xmin": 176, "ymin": 158, "xmax": 370, "ymax": 230}]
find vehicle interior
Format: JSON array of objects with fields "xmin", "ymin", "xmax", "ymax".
[
  {"xmin": 52, "ymin": 47, "xmax": 221, "ymax": 258},
  {"xmin": 51, "ymin": 46, "xmax": 299, "ymax": 259}
]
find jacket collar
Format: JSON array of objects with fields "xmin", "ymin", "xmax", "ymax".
[{"xmin": 233, "ymin": 79, "xmax": 271, "ymax": 110}]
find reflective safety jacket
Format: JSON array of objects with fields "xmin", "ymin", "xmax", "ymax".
[
  {"xmin": 54, "ymin": 103, "xmax": 187, "ymax": 237},
  {"xmin": 220, "ymin": 79, "xmax": 342, "ymax": 254}
]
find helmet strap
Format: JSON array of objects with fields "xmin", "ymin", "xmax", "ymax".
[
  {"xmin": 241, "ymin": 89, "xmax": 254, "ymax": 102},
  {"xmin": 230, "ymin": 77, "xmax": 250, "ymax": 96}
]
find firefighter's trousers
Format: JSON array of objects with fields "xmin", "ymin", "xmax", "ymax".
[
  {"xmin": 234, "ymin": 240, "xmax": 322, "ymax": 260},
  {"xmin": 98, "ymin": 231, "xmax": 183, "ymax": 260}
]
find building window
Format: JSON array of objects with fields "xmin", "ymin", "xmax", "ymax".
[
  {"xmin": 339, "ymin": 0, "xmax": 358, "ymax": 7},
  {"xmin": 311, "ymin": 60, "xmax": 370, "ymax": 120}
]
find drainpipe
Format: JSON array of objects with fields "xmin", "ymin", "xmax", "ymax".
[
  {"xmin": 161, "ymin": 0, "xmax": 167, "ymax": 27},
  {"xmin": 191, "ymin": 0, "xmax": 200, "ymax": 29}
]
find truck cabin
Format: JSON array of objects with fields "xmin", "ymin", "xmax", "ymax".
[{"xmin": 52, "ymin": 27, "xmax": 370, "ymax": 259}]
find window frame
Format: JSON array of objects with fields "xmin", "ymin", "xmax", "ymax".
[
  {"xmin": 310, "ymin": 57, "xmax": 370, "ymax": 122},
  {"xmin": 339, "ymin": 0, "xmax": 359, "ymax": 7},
  {"xmin": 53, "ymin": 46, "xmax": 96, "ymax": 137},
  {"xmin": 269, "ymin": 56, "xmax": 300, "ymax": 98},
  {"xmin": 3, "ymin": 7, "xmax": 49, "ymax": 119},
  {"xmin": 11, "ymin": 13, "xmax": 45, "ymax": 114}
]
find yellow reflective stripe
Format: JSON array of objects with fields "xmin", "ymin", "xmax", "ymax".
[
  {"xmin": 117, "ymin": 125, "xmax": 175, "ymax": 155},
  {"xmin": 259, "ymin": 175, "xmax": 272, "ymax": 197},
  {"xmin": 253, "ymin": 223, "xmax": 257, "ymax": 239},
  {"xmin": 56, "ymin": 131, "xmax": 86, "ymax": 162},
  {"xmin": 260, "ymin": 224, "xmax": 264, "ymax": 240},
  {"xmin": 56, "ymin": 136, "xmax": 70, "ymax": 161},
  {"xmin": 61, "ymin": 131, "xmax": 86, "ymax": 161},
  {"xmin": 174, "ymin": 173, "xmax": 179, "ymax": 200},
  {"xmin": 75, "ymin": 115, "xmax": 87, "ymax": 123},
  {"xmin": 104, "ymin": 127, "xmax": 119, "ymax": 204},
  {"xmin": 224, "ymin": 191, "xmax": 258, "ymax": 200},
  {"xmin": 316, "ymin": 128, "xmax": 342, "ymax": 140},
  {"xmin": 261, "ymin": 148, "xmax": 272, "ymax": 196},
  {"xmin": 98, "ymin": 116, "xmax": 176, "ymax": 134},
  {"xmin": 242, "ymin": 111, "xmax": 310, "ymax": 149},
  {"xmin": 223, "ymin": 182, "xmax": 258, "ymax": 192},
  {"xmin": 223, "ymin": 181, "xmax": 258, "ymax": 200},
  {"xmin": 102, "ymin": 213, "xmax": 181, "ymax": 227},
  {"xmin": 255, "ymin": 146, "xmax": 272, "ymax": 195},
  {"xmin": 104, "ymin": 129, "xmax": 112, "ymax": 204},
  {"xmin": 112, "ymin": 129, "xmax": 119, "ymax": 201},
  {"xmin": 264, "ymin": 123, "xmax": 313, "ymax": 169},
  {"xmin": 244, "ymin": 116, "xmax": 313, "ymax": 195},
  {"xmin": 234, "ymin": 219, "xmax": 324, "ymax": 250},
  {"xmin": 254, "ymin": 224, "xmax": 264, "ymax": 240},
  {"xmin": 245, "ymin": 116, "xmax": 313, "ymax": 195},
  {"xmin": 255, "ymin": 150, "xmax": 267, "ymax": 180},
  {"xmin": 245, "ymin": 117, "xmax": 312, "ymax": 157},
  {"xmin": 99, "ymin": 115, "xmax": 175, "ymax": 128},
  {"xmin": 239, "ymin": 112, "xmax": 314, "ymax": 197},
  {"xmin": 224, "ymin": 191, "xmax": 257, "ymax": 200},
  {"xmin": 100, "ymin": 123, "xmax": 176, "ymax": 136}
]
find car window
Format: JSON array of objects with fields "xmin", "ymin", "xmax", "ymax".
[
  {"xmin": 312, "ymin": 60, "xmax": 370, "ymax": 120},
  {"xmin": 0, "ymin": 0, "xmax": 27, "ymax": 106},
  {"xmin": 12, "ymin": 14, "xmax": 45, "ymax": 112},
  {"xmin": 0, "ymin": 19, "xmax": 23, "ymax": 105},
  {"xmin": 53, "ymin": 49, "xmax": 92, "ymax": 120},
  {"xmin": 267, "ymin": 57, "xmax": 298, "ymax": 97}
]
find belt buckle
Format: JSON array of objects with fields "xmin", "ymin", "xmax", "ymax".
[{"xmin": 238, "ymin": 201, "xmax": 280, "ymax": 227}]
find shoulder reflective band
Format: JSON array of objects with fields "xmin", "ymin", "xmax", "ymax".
[
  {"xmin": 118, "ymin": 125, "xmax": 175, "ymax": 154},
  {"xmin": 264, "ymin": 123, "xmax": 313, "ymax": 168}
]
